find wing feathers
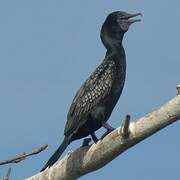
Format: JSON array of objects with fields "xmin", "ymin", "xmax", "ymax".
[{"xmin": 65, "ymin": 60, "xmax": 115, "ymax": 135}]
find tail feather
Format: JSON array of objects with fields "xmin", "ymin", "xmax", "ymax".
[{"xmin": 41, "ymin": 137, "xmax": 70, "ymax": 172}]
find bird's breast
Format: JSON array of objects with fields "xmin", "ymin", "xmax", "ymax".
[{"xmin": 103, "ymin": 59, "xmax": 126, "ymax": 120}]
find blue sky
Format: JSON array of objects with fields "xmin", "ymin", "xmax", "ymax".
[{"xmin": 0, "ymin": 1, "xmax": 180, "ymax": 179}]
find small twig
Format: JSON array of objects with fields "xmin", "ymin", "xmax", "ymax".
[
  {"xmin": 0, "ymin": 144, "xmax": 48, "ymax": 166},
  {"xmin": 176, "ymin": 84, "xmax": 180, "ymax": 95},
  {"xmin": 3, "ymin": 168, "xmax": 11, "ymax": 180},
  {"xmin": 121, "ymin": 115, "xmax": 130, "ymax": 138}
]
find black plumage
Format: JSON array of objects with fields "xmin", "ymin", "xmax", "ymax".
[{"xmin": 41, "ymin": 11, "xmax": 141, "ymax": 171}]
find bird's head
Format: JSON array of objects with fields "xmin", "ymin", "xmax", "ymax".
[{"xmin": 101, "ymin": 11, "xmax": 142, "ymax": 49}]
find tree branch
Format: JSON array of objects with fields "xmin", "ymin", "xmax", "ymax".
[
  {"xmin": 0, "ymin": 144, "xmax": 48, "ymax": 166},
  {"xmin": 26, "ymin": 89, "xmax": 180, "ymax": 180}
]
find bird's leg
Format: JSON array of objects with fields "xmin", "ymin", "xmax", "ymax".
[
  {"xmin": 102, "ymin": 122, "xmax": 115, "ymax": 131},
  {"xmin": 91, "ymin": 132, "xmax": 99, "ymax": 143},
  {"xmin": 81, "ymin": 138, "xmax": 91, "ymax": 147},
  {"xmin": 101, "ymin": 122, "xmax": 115, "ymax": 140}
]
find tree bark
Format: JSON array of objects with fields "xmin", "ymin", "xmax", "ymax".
[{"xmin": 25, "ymin": 93, "xmax": 180, "ymax": 180}]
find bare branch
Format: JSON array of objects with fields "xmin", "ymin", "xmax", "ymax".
[
  {"xmin": 26, "ymin": 93, "xmax": 180, "ymax": 180},
  {"xmin": 0, "ymin": 144, "xmax": 48, "ymax": 166},
  {"xmin": 3, "ymin": 168, "xmax": 11, "ymax": 180}
]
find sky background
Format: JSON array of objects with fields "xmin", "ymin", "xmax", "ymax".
[{"xmin": 0, "ymin": 1, "xmax": 180, "ymax": 180}]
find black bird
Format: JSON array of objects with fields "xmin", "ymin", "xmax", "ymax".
[{"xmin": 41, "ymin": 11, "xmax": 141, "ymax": 171}]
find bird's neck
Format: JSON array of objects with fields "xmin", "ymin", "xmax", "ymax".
[
  {"xmin": 101, "ymin": 28, "xmax": 124, "ymax": 54},
  {"xmin": 106, "ymin": 41, "xmax": 123, "ymax": 54},
  {"xmin": 104, "ymin": 41, "xmax": 126, "ymax": 75},
  {"xmin": 105, "ymin": 42, "xmax": 125, "ymax": 61}
]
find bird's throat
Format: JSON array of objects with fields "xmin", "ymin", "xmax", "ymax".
[{"xmin": 105, "ymin": 42, "xmax": 124, "ymax": 58}]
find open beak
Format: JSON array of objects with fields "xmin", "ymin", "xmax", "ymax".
[
  {"xmin": 125, "ymin": 12, "xmax": 142, "ymax": 25},
  {"xmin": 117, "ymin": 12, "xmax": 142, "ymax": 31}
]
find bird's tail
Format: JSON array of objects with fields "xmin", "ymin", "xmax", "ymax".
[{"xmin": 40, "ymin": 136, "xmax": 70, "ymax": 172}]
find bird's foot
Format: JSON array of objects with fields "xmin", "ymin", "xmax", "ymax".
[{"xmin": 81, "ymin": 138, "xmax": 91, "ymax": 147}]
